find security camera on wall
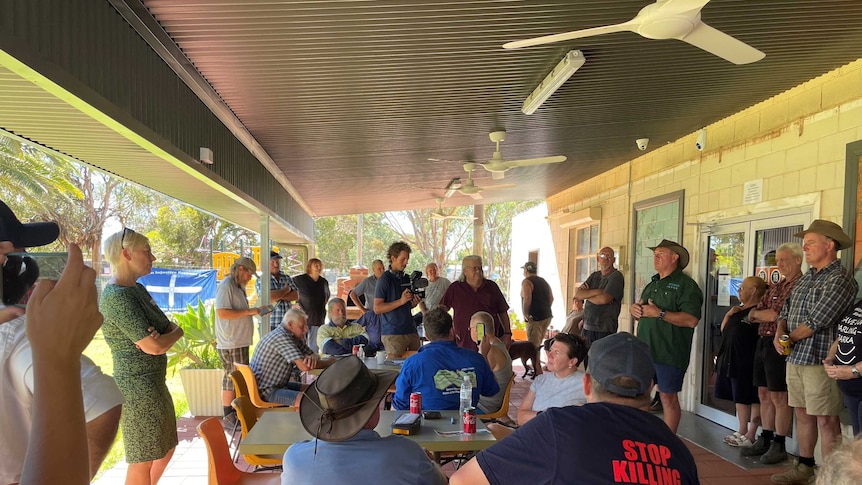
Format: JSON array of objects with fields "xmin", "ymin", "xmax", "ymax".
[
  {"xmin": 636, "ymin": 138, "xmax": 649, "ymax": 151},
  {"xmin": 695, "ymin": 129, "xmax": 707, "ymax": 151}
]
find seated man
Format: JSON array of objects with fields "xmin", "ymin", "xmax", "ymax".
[
  {"xmin": 0, "ymin": 200, "xmax": 124, "ymax": 484},
  {"xmin": 393, "ymin": 308, "xmax": 499, "ymax": 412},
  {"xmin": 450, "ymin": 333, "xmax": 699, "ymax": 485},
  {"xmin": 470, "ymin": 311, "xmax": 513, "ymax": 417},
  {"xmin": 317, "ymin": 297, "xmax": 369, "ymax": 355},
  {"xmin": 250, "ymin": 308, "xmax": 330, "ymax": 406},
  {"xmin": 283, "ymin": 356, "xmax": 447, "ymax": 485}
]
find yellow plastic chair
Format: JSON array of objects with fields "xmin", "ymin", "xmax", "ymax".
[
  {"xmin": 231, "ymin": 396, "xmax": 284, "ymax": 471},
  {"xmin": 478, "ymin": 373, "xmax": 516, "ymax": 422},
  {"xmin": 234, "ymin": 363, "xmax": 290, "ymax": 410},
  {"xmin": 197, "ymin": 417, "xmax": 281, "ymax": 485}
]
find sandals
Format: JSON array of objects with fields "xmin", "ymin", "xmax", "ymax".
[{"xmin": 724, "ymin": 432, "xmax": 754, "ymax": 447}]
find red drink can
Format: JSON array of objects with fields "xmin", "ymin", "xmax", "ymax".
[
  {"xmin": 462, "ymin": 407, "xmax": 476, "ymax": 434},
  {"xmin": 352, "ymin": 344, "xmax": 360, "ymax": 356},
  {"xmin": 410, "ymin": 392, "xmax": 422, "ymax": 414}
]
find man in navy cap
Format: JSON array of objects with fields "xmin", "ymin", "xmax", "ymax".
[
  {"xmin": 0, "ymin": 200, "xmax": 123, "ymax": 484},
  {"xmin": 450, "ymin": 332, "xmax": 699, "ymax": 485},
  {"xmin": 267, "ymin": 249, "xmax": 298, "ymax": 331}
]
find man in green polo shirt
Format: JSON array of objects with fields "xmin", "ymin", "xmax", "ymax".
[{"xmin": 630, "ymin": 239, "xmax": 703, "ymax": 434}]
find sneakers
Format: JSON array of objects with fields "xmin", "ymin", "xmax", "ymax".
[
  {"xmin": 771, "ymin": 459, "xmax": 815, "ymax": 484},
  {"xmin": 740, "ymin": 434, "xmax": 770, "ymax": 456},
  {"xmin": 760, "ymin": 441, "xmax": 788, "ymax": 465}
]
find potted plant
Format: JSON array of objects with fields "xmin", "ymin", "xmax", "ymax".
[
  {"xmin": 509, "ymin": 312, "xmax": 528, "ymax": 342},
  {"xmin": 169, "ymin": 299, "xmax": 223, "ymax": 417}
]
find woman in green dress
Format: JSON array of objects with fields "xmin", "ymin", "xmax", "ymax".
[{"xmin": 100, "ymin": 228, "xmax": 184, "ymax": 485}]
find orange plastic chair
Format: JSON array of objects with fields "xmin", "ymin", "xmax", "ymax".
[
  {"xmin": 478, "ymin": 373, "xmax": 516, "ymax": 422},
  {"xmin": 197, "ymin": 417, "xmax": 281, "ymax": 485},
  {"xmin": 234, "ymin": 364, "xmax": 289, "ymax": 410},
  {"xmin": 231, "ymin": 396, "xmax": 284, "ymax": 470}
]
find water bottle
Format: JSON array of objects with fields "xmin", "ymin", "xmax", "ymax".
[
  {"xmin": 459, "ymin": 374, "xmax": 472, "ymax": 418},
  {"xmin": 357, "ymin": 344, "xmax": 366, "ymax": 360}
]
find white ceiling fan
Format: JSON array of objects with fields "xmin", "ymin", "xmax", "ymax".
[
  {"xmin": 449, "ymin": 166, "xmax": 516, "ymax": 200},
  {"xmin": 464, "ymin": 131, "xmax": 566, "ymax": 180},
  {"xmin": 503, "ymin": 0, "xmax": 765, "ymax": 65},
  {"xmin": 430, "ymin": 198, "xmax": 477, "ymax": 221}
]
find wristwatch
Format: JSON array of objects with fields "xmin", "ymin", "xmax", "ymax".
[
  {"xmin": 658, "ymin": 310, "xmax": 666, "ymax": 320},
  {"xmin": 852, "ymin": 365, "xmax": 860, "ymax": 378}
]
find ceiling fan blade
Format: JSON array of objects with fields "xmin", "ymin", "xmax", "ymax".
[
  {"xmin": 480, "ymin": 183, "xmax": 517, "ymax": 191},
  {"xmin": 431, "ymin": 212, "xmax": 445, "ymax": 220},
  {"xmin": 503, "ymin": 22, "xmax": 632, "ymax": 49},
  {"xmin": 505, "ymin": 155, "xmax": 567, "ymax": 168},
  {"xmin": 680, "ymin": 21, "xmax": 765, "ymax": 64},
  {"xmin": 467, "ymin": 191, "xmax": 483, "ymax": 200},
  {"xmin": 658, "ymin": 0, "xmax": 711, "ymax": 15}
]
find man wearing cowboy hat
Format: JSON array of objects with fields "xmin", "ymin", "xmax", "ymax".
[
  {"xmin": 770, "ymin": 220, "xmax": 856, "ymax": 485},
  {"xmin": 630, "ymin": 239, "xmax": 703, "ymax": 434},
  {"xmin": 282, "ymin": 356, "xmax": 447, "ymax": 485}
]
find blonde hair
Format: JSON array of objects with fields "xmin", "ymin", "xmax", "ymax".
[{"xmin": 103, "ymin": 228, "xmax": 149, "ymax": 269}]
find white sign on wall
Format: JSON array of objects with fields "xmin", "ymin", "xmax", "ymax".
[{"xmin": 743, "ymin": 179, "xmax": 763, "ymax": 205}]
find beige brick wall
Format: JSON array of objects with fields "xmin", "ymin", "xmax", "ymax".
[{"xmin": 547, "ymin": 57, "xmax": 862, "ymax": 332}]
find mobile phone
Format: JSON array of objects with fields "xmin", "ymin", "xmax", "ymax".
[
  {"xmin": 476, "ymin": 323, "xmax": 485, "ymax": 342},
  {"xmin": 423, "ymin": 411, "xmax": 442, "ymax": 420},
  {"xmin": 8, "ymin": 252, "xmax": 68, "ymax": 281},
  {"xmin": 259, "ymin": 304, "xmax": 275, "ymax": 316}
]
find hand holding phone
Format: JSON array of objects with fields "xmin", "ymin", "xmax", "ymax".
[{"xmin": 259, "ymin": 304, "xmax": 275, "ymax": 316}]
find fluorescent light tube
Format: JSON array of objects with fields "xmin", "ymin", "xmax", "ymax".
[{"xmin": 521, "ymin": 50, "xmax": 585, "ymax": 115}]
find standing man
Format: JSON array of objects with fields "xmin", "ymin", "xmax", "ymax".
[
  {"xmin": 741, "ymin": 242, "xmax": 802, "ymax": 464},
  {"xmin": 770, "ymin": 221, "xmax": 857, "ymax": 484},
  {"xmin": 441, "ymin": 255, "xmax": 512, "ymax": 351},
  {"xmin": 520, "ymin": 262, "xmax": 554, "ymax": 349},
  {"xmin": 416, "ymin": 262, "xmax": 451, "ymax": 325},
  {"xmin": 350, "ymin": 259, "xmax": 384, "ymax": 315},
  {"xmin": 630, "ymin": 239, "xmax": 703, "ymax": 434},
  {"xmin": 215, "ymin": 257, "xmax": 270, "ymax": 427},
  {"xmin": 293, "ymin": 258, "xmax": 330, "ymax": 353},
  {"xmin": 575, "ymin": 247, "xmax": 625, "ymax": 346},
  {"xmin": 267, "ymin": 250, "xmax": 298, "ymax": 331},
  {"xmin": 374, "ymin": 241, "xmax": 421, "ymax": 357}
]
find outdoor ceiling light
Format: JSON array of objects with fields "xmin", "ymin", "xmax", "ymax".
[{"xmin": 521, "ymin": 50, "xmax": 586, "ymax": 115}]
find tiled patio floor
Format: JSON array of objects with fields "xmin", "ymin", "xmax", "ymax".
[{"xmin": 93, "ymin": 362, "xmax": 790, "ymax": 484}]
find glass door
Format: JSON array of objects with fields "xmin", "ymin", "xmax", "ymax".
[{"xmin": 695, "ymin": 213, "xmax": 810, "ymax": 430}]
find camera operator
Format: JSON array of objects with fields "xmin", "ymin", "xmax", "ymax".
[{"xmin": 374, "ymin": 241, "xmax": 422, "ymax": 357}]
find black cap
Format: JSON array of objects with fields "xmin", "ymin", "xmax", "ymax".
[
  {"xmin": 270, "ymin": 250, "xmax": 283, "ymax": 259},
  {"xmin": 0, "ymin": 200, "xmax": 60, "ymax": 248}
]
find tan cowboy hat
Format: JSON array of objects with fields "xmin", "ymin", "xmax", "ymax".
[
  {"xmin": 648, "ymin": 239, "xmax": 690, "ymax": 269},
  {"xmin": 793, "ymin": 219, "xmax": 852, "ymax": 250},
  {"xmin": 299, "ymin": 356, "xmax": 398, "ymax": 442}
]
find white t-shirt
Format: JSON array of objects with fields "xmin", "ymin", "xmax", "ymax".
[
  {"xmin": 215, "ymin": 275, "xmax": 254, "ymax": 349},
  {"xmin": 423, "ymin": 277, "xmax": 451, "ymax": 309},
  {"xmin": 530, "ymin": 370, "xmax": 587, "ymax": 412},
  {"xmin": 0, "ymin": 314, "xmax": 124, "ymax": 484}
]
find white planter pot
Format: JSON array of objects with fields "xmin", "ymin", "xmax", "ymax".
[{"xmin": 179, "ymin": 368, "xmax": 223, "ymax": 417}]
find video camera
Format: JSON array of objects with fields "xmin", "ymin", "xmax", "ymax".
[{"xmin": 399, "ymin": 270, "xmax": 429, "ymax": 296}]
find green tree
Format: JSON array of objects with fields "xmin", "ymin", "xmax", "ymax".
[
  {"xmin": 0, "ymin": 135, "xmax": 80, "ymax": 204},
  {"xmin": 381, "ymin": 206, "xmax": 473, "ymax": 271}
]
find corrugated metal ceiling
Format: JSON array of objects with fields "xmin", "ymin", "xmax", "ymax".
[{"xmin": 100, "ymin": 1, "xmax": 862, "ymax": 214}]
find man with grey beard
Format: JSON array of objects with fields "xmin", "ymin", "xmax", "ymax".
[{"xmin": 317, "ymin": 297, "xmax": 369, "ymax": 355}]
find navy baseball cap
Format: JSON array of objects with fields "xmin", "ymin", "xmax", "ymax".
[
  {"xmin": 588, "ymin": 332, "xmax": 654, "ymax": 397},
  {"xmin": 270, "ymin": 250, "xmax": 283, "ymax": 259},
  {"xmin": 0, "ymin": 200, "xmax": 59, "ymax": 248}
]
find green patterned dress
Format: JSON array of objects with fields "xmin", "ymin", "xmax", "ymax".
[{"xmin": 100, "ymin": 283, "xmax": 178, "ymax": 464}]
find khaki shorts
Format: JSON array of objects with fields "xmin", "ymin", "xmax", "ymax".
[
  {"xmin": 381, "ymin": 333, "xmax": 421, "ymax": 357},
  {"xmin": 786, "ymin": 363, "xmax": 843, "ymax": 416},
  {"xmin": 527, "ymin": 317, "xmax": 552, "ymax": 347}
]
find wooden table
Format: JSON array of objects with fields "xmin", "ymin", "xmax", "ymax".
[{"xmin": 239, "ymin": 409, "xmax": 495, "ymax": 456}]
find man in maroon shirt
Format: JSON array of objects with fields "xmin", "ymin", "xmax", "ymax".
[{"xmin": 440, "ymin": 255, "xmax": 512, "ymax": 351}]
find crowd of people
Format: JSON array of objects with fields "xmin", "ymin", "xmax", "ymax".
[{"xmin": 3, "ymin": 194, "xmax": 862, "ymax": 485}]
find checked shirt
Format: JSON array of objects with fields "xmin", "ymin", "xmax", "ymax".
[
  {"xmin": 755, "ymin": 272, "xmax": 802, "ymax": 337},
  {"xmin": 250, "ymin": 326, "xmax": 313, "ymax": 397},
  {"xmin": 269, "ymin": 271, "xmax": 297, "ymax": 330},
  {"xmin": 779, "ymin": 259, "xmax": 857, "ymax": 365}
]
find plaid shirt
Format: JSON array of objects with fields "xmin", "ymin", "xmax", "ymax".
[
  {"xmin": 779, "ymin": 259, "xmax": 857, "ymax": 365},
  {"xmin": 755, "ymin": 272, "xmax": 802, "ymax": 337},
  {"xmin": 249, "ymin": 326, "xmax": 313, "ymax": 397},
  {"xmin": 269, "ymin": 271, "xmax": 297, "ymax": 330}
]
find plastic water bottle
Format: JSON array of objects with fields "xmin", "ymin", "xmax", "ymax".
[
  {"xmin": 459, "ymin": 374, "xmax": 472, "ymax": 418},
  {"xmin": 357, "ymin": 344, "xmax": 366, "ymax": 360}
]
